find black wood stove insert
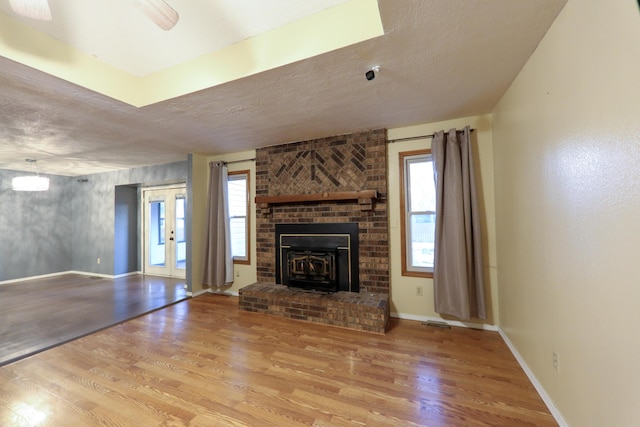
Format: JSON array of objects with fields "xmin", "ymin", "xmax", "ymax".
[{"xmin": 275, "ymin": 223, "xmax": 359, "ymax": 293}]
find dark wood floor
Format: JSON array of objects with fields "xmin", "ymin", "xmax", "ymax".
[
  {"xmin": 0, "ymin": 273, "xmax": 187, "ymax": 366},
  {"xmin": 0, "ymin": 294, "xmax": 556, "ymax": 426}
]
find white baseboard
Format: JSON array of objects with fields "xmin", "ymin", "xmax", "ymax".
[
  {"xmin": 208, "ymin": 289, "xmax": 239, "ymax": 297},
  {"xmin": 113, "ymin": 271, "xmax": 142, "ymax": 278},
  {"xmin": 498, "ymin": 328, "xmax": 568, "ymax": 427},
  {"xmin": 68, "ymin": 270, "xmax": 117, "ymax": 279},
  {"xmin": 188, "ymin": 288, "xmax": 208, "ymax": 297},
  {"xmin": 70, "ymin": 270, "xmax": 143, "ymax": 279},
  {"xmin": 1, "ymin": 270, "xmax": 146, "ymax": 285},
  {"xmin": 0, "ymin": 270, "xmax": 73, "ymax": 285},
  {"xmin": 390, "ymin": 312, "xmax": 498, "ymax": 331},
  {"xmin": 187, "ymin": 288, "xmax": 240, "ymax": 297}
]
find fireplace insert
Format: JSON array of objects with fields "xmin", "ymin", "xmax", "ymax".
[
  {"xmin": 275, "ymin": 223, "xmax": 359, "ymax": 293},
  {"xmin": 286, "ymin": 248, "xmax": 337, "ymax": 292}
]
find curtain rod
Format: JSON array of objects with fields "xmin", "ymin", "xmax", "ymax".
[
  {"xmin": 387, "ymin": 128, "xmax": 475, "ymax": 144},
  {"xmin": 222, "ymin": 158, "xmax": 255, "ymax": 165}
]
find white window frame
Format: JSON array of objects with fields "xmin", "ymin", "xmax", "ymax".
[
  {"xmin": 227, "ymin": 170, "xmax": 250, "ymax": 264},
  {"xmin": 400, "ymin": 150, "xmax": 435, "ymax": 277}
]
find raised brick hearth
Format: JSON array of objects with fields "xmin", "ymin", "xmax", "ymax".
[{"xmin": 239, "ymin": 283, "xmax": 389, "ymax": 334}]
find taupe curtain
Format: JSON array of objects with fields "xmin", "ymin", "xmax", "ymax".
[
  {"xmin": 432, "ymin": 127, "xmax": 486, "ymax": 320},
  {"xmin": 203, "ymin": 161, "xmax": 233, "ymax": 288}
]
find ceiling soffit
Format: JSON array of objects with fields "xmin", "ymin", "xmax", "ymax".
[{"xmin": 0, "ymin": 0, "xmax": 383, "ymax": 107}]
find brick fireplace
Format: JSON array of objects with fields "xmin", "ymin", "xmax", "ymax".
[{"xmin": 239, "ymin": 129, "xmax": 390, "ymax": 333}]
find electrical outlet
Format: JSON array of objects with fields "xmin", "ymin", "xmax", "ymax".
[
  {"xmin": 235, "ymin": 271, "xmax": 240, "ymax": 278},
  {"xmin": 97, "ymin": 257, "xmax": 101, "ymax": 265},
  {"xmin": 416, "ymin": 286, "xmax": 423, "ymax": 296},
  {"xmin": 553, "ymin": 352, "xmax": 559, "ymax": 372}
]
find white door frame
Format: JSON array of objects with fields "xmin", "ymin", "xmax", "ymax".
[{"xmin": 142, "ymin": 184, "xmax": 187, "ymax": 278}]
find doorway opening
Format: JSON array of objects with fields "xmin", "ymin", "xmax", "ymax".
[{"xmin": 143, "ymin": 185, "xmax": 186, "ymax": 278}]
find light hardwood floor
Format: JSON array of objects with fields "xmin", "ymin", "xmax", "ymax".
[{"xmin": 0, "ymin": 294, "xmax": 556, "ymax": 426}]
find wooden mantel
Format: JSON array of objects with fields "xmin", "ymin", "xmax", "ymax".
[{"xmin": 255, "ymin": 190, "xmax": 377, "ymax": 213}]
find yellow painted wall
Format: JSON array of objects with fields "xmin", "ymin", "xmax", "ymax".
[
  {"xmin": 0, "ymin": 12, "xmax": 140, "ymax": 105},
  {"xmin": 492, "ymin": 0, "xmax": 640, "ymax": 425},
  {"xmin": 387, "ymin": 115, "xmax": 498, "ymax": 327},
  {"xmin": 201, "ymin": 151, "xmax": 257, "ymax": 295},
  {"xmin": 189, "ymin": 153, "xmax": 208, "ymax": 294}
]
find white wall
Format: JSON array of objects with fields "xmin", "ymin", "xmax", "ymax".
[
  {"xmin": 492, "ymin": 0, "xmax": 640, "ymax": 425},
  {"xmin": 387, "ymin": 114, "xmax": 498, "ymax": 326}
]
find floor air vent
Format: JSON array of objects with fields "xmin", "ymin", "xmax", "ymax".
[{"xmin": 422, "ymin": 320, "xmax": 451, "ymax": 329}]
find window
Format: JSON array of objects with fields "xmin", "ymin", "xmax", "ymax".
[
  {"xmin": 400, "ymin": 150, "xmax": 435, "ymax": 277},
  {"xmin": 158, "ymin": 201, "xmax": 165, "ymax": 245},
  {"xmin": 227, "ymin": 170, "xmax": 250, "ymax": 264},
  {"xmin": 175, "ymin": 196, "xmax": 185, "ymax": 243}
]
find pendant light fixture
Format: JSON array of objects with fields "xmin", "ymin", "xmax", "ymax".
[
  {"xmin": 9, "ymin": 0, "xmax": 52, "ymax": 21},
  {"xmin": 11, "ymin": 159, "xmax": 50, "ymax": 192}
]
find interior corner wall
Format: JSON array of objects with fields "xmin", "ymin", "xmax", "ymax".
[
  {"xmin": 492, "ymin": 0, "xmax": 640, "ymax": 425},
  {"xmin": 201, "ymin": 150, "xmax": 257, "ymax": 295},
  {"xmin": 114, "ymin": 185, "xmax": 138, "ymax": 275},
  {"xmin": 387, "ymin": 114, "xmax": 497, "ymax": 325},
  {"xmin": 72, "ymin": 161, "xmax": 188, "ymax": 276},
  {"xmin": 1, "ymin": 160, "xmax": 187, "ymax": 282},
  {"xmin": 0, "ymin": 170, "xmax": 73, "ymax": 281},
  {"xmin": 187, "ymin": 153, "xmax": 210, "ymax": 295}
]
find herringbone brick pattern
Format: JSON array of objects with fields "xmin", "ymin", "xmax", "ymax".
[{"xmin": 267, "ymin": 142, "xmax": 368, "ymax": 195}]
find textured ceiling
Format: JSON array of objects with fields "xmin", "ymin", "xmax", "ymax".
[{"xmin": 0, "ymin": 0, "xmax": 568, "ymax": 177}]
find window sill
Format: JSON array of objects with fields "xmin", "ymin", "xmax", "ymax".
[{"xmin": 402, "ymin": 270, "xmax": 433, "ymax": 279}]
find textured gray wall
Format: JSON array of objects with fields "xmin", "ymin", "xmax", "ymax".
[
  {"xmin": 72, "ymin": 161, "xmax": 188, "ymax": 275},
  {"xmin": 0, "ymin": 170, "xmax": 74, "ymax": 281},
  {"xmin": 0, "ymin": 160, "xmax": 187, "ymax": 281},
  {"xmin": 114, "ymin": 185, "xmax": 138, "ymax": 275},
  {"xmin": 71, "ymin": 172, "xmax": 114, "ymax": 275}
]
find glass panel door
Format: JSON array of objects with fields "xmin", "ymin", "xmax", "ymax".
[
  {"xmin": 144, "ymin": 186, "xmax": 186, "ymax": 278},
  {"xmin": 149, "ymin": 198, "xmax": 166, "ymax": 268},
  {"xmin": 173, "ymin": 194, "xmax": 186, "ymax": 272}
]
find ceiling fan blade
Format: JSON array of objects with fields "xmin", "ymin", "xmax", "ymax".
[
  {"xmin": 133, "ymin": 0, "xmax": 179, "ymax": 31},
  {"xmin": 9, "ymin": 0, "xmax": 52, "ymax": 21}
]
